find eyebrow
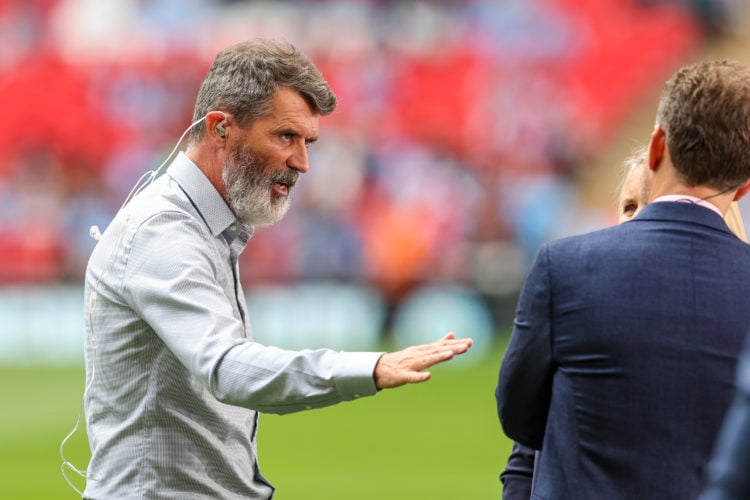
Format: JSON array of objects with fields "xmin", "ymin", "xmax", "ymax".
[{"xmin": 276, "ymin": 127, "xmax": 318, "ymax": 144}]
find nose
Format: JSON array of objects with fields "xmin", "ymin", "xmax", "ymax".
[{"xmin": 287, "ymin": 141, "xmax": 309, "ymax": 174}]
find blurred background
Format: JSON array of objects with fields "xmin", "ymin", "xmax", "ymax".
[{"xmin": 2, "ymin": 0, "xmax": 750, "ymax": 498}]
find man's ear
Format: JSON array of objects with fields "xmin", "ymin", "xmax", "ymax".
[
  {"xmin": 733, "ymin": 178, "xmax": 750, "ymax": 201},
  {"xmin": 205, "ymin": 111, "xmax": 229, "ymax": 141},
  {"xmin": 648, "ymin": 124, "xmax": 665, "ymax": 172}
]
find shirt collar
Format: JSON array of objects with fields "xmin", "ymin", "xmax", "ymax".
[
  {"xmin": 651, "ymin": 194, "xmax": 723, "ymax": 217},
  {"xmin": 166, "ymin": 152, "xmax": 254, "ymax": 242}
]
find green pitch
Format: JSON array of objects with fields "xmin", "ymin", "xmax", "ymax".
[{"xmin": 0, "ymin": 337, "xmax": 512, "ymax": 499}]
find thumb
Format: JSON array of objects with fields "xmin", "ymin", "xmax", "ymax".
[{"xmin": 408, "ymin": 371, "xmax": 432, "ymax": 384}]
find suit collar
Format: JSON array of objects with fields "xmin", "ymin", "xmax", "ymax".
[{"xmin": 633, "ymin": 200, "xmax": 733, "ymax": 235}]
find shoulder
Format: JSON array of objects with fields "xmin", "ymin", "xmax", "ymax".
[
  {"xmin": 100, "ymin": 179, "xmax": 216, "ymax": 271},
  {"xmin": 121, "ymin": 176, "xmax": 210, "ymax": 241},
  {"xmin": 542, "ymin": 224, "xmax": 623, "ymax": 257}
]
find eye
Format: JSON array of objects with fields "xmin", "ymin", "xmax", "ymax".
[{"xmin": 622, "ymin": 202, "xmax": 638, "ymax": 217}]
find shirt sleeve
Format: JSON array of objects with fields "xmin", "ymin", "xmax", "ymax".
[
  {"xmin": 495, "ymin": 243, "xmax": 554, "ymax": 449},
  {"xmin": 122, "ymin": 211, "xmax": 382, "ymax": 415}
]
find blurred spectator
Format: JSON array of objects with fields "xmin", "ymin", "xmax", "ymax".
[
  {"xmin": 0, "ymin": 0, "xmax": 724, "ymax": 324},
  {"xmin": 0, "ymin": 147, "xmax": 65, "ymax": 282}
]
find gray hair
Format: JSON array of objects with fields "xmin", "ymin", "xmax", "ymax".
[{"xmin": 189, "ymin": 40, "xmax": 337, "ymax": 144}]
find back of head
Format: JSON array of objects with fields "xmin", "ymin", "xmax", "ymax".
[
  {"xmin": 189, "ymin": 39, "xmax": 337, "ymax": 144},
  {"xmin": 656, "ymin": 60, "xmax": 750, "ymax": 190}
]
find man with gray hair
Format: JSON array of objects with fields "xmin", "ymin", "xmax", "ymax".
[{"xmin": 82, "ymin": 40, "xmax": 472, "ymax": 499}]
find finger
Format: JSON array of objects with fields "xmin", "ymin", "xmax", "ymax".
[
  {"xmin": 433, "ymin": 331, "xmax": 456, "ymax": 344},
  {"xmin": 452, "ymin": 338, "xmax": 473, "ymax": 352},
  {"xmin": 414, "ymin": 349, "xmax": 460, "ymax": 370},
  {"xmin": 420, "ymin": 338, "xmax": 470, "ymax": 354},
  {"xmin": 430, "ymin": 339, "xmax": 473, "ymax": 354},
  {"xmin": 407, "ymin": 341, "xmax": 472, "ymax": 363},
  {"xmin": 443, "ymin": 337, "xmax": 472, "ymax": 349},
  {"xmin": 377, "ymin": 367, "xmax": 432, "ymax": 389},
  {"xmin": 426, "ymin": 343, "xmax": 473, "ymax": 364},
  {"xmin": 407, "ymin": 371, "xmax": 431, "ymax": 384}
]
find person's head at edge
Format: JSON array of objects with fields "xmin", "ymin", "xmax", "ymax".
[
  {"xmin": 617, "ymin": 146, "xmax": 649, "ymax": 223},
  {"xmin": 648, "ymin": 60, "xmax": 750, "ymax": 208},
  {"xmin": 185, "ymin": 40, "xmax": 337, "ymax": 227}
]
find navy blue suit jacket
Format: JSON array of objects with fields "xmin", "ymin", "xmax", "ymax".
[
  {"xmin": 700, "ymin": 333, "xmax": 750, "ymax": 500},
  {"xmin": 500, "ymin": 442, "xmax": 537, "ymax": 499},
  {"xmin": 496, "ymin": 201, "xmax": 750, "ymax": 499}
]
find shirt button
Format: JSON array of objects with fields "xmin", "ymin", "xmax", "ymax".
[{"xmin": 230, "ymin": 224, "xmax": 237, "ymax": 231}]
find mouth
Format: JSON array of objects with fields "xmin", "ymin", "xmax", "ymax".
[
  {"xmin": 272, "ymin": 181, "xmax": 290, "ymax": 197},
  {"xmin": 270, "ymin": 173, "xmax": 298, "ymax": 198}
]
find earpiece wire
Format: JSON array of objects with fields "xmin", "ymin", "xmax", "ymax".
[{"xmin": 59, "ymin": 115, "xmax": 207, "ymax": 494}]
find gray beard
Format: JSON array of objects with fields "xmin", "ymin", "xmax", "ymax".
[{"xmin": 222, "ymin": 144, "xmax": 294, "ymax": 227}]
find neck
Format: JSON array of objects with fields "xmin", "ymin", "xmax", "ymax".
[
  {"xmin": 648, "ymin": 162, "xmax": 736, "ymax": 215},
  {"xmin": 650, "ymin": 186, "xmax": 735, "ymax": 215},
  {"xmin": 185, "ymin": 144, "xmax": 227, "ymax": 199}
]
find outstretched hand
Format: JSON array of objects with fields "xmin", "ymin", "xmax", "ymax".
[{"xmin": 373, "ymin": 332, "xmax": 473, "ymax": 389}]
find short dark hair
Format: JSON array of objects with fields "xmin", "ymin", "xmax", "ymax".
[
  {"xmin": 656, "ymin": 59, "xmax": 750, "ymax": 190},
  {"xmin": 189, "ymin": 40, "xmax": 337, "ymax": 143}
]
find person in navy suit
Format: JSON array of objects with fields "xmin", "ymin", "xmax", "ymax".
[
  {"xmin": 499, "ymin": 149, "xmax": 749, "ymax": 499},
  {"xmin": 495, "ymin": 59, "xmax": 750, "ymax": 499},
  {"xmin": 700, "ymin": 333, "xmax": 750, "ymax": 500},
  {"xmin": 500, "ymin": 146, "xmax": 650, "ymax": 499}
]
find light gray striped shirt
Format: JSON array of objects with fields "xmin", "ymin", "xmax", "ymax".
[{"xmin": 83, "ymin": 152, "xmax": 382, "ymax": 499}]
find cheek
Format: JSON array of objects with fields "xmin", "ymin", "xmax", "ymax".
[{"xmin": 249, "ymin": 146, "xmax": 282, "ymax": 171}]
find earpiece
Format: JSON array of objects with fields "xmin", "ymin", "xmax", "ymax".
[{"xmin": 215, "ymin": 112, "xmax": 228, "ymax": 137}]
